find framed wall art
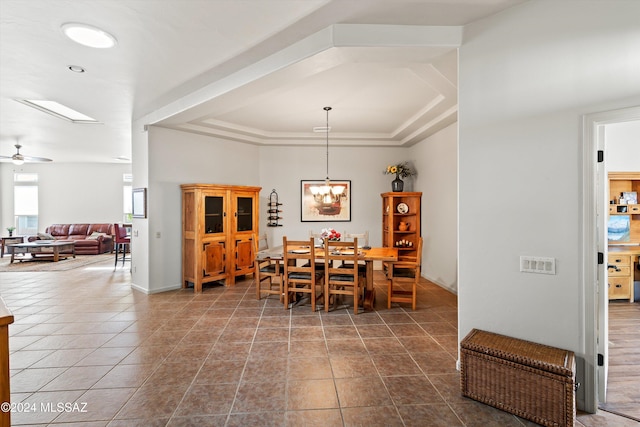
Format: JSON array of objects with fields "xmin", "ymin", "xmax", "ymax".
[
  {"xmin": 132, "ymin": 187, "xmax": 147, "ymax": 218},
  {"xmin": 300, "ymin": 180, "xmax": 351, "ymax": 222}
]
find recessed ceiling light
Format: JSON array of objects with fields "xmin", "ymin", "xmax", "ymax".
[
  {"xmin": 61, "ymin": 22, "xmax": 117, "ymax": 48},
  {"xmin": 15, "ymin": 99, "xmax": 100, "ymax": 123},
  {"xmin": 68, "ymin": 65, "xmax": 85, "ymax": 73}
]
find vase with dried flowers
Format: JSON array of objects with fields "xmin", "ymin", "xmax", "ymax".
[{"xmin": 383, "ymin": 162, "xmax": 416, "ymax": 192}]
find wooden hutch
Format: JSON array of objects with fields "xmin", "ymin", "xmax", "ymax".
[
  {"xmin": 181, "ymin": 184, "xmax": 261, "ymax": 292},
  {"xmin": 607, "ymin": 172, "xmax": 640, "ymax": 302},
  {"xmin": 381, "ymin": 192, "xmax": 422, "ymax": 261}
]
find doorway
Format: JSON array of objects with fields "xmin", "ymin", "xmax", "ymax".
[
  {"xmin": 583, "ymin": 106, "xmax": 640, "ymax": 417},
  {"xmin": 599, "ymin": 121, "xmax": 640, "ymax": 421}
]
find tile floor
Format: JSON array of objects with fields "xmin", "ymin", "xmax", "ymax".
[{"xmin": 1, "ymin": 257, "xmax": 636, "ymax": 426}]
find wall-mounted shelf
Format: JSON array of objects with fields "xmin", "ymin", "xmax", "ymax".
[{"xmin": 267, "ymin": 189, "xmax": 283, "ymax": 227}]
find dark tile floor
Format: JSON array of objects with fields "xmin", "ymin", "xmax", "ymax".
[{"xmin": 1, "ymin": 257, "xmax": 636, "ymax": 426}]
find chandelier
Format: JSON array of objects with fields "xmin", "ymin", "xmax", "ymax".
[{"xmin": 309, "ymin": 107, "xmax": 346, "ymax": 214}]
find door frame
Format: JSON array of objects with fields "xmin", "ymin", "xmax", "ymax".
[{"xmin": 581, "ymin": 105, "xmax": 640, "ymax": 412}]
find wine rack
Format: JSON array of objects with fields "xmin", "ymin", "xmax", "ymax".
[{"xmin": 267, "ymin": 189, "xmax": 282, "ymax": 227}]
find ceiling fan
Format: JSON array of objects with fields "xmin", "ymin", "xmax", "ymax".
[{"xmin": 0, "ymin": 144, "xmax": 53, "ymax": 165}]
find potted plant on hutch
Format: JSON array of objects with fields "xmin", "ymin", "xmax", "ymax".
[
  {"xmin": 6, "ymin": 227, "xmax": 15, "ymax": 237},
  {"xmin": 384, "ymin": 162, "xmax": 416, "ymax": 192}
]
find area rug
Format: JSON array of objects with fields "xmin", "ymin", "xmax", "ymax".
[{"xmin": 0, "ymin": 253, "xmax": 113, "ymax": 272}]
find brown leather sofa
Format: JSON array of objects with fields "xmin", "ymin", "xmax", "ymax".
[{"xmin": 30, "ymin": 224, "xmax": 114, "ymax": 255}]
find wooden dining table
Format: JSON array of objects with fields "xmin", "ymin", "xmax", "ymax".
[{"xmin": 256, "ymin": 245, "xmax": 398, "ymax": 310}]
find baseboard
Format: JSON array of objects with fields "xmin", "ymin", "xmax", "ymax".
[
  {"xmin": 422, "ymin": 273, "xmax": 458, "ymax": 295},
  {"xmin": 130, "ymin": 282, "xmax": 181, "ymax": 294}
]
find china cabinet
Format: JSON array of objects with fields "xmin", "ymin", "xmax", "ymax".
[
  {"xmin": 181, "ymin": 184, "xmax": 261, "ymax": 292},
  {"xmin": 381, "ymin": 192, "xmax": 422, "ymax": 261}
]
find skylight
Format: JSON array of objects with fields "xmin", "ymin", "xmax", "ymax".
[{"xmin": 16, "ymin": 99, "xmax": 100, "ymax": 123}]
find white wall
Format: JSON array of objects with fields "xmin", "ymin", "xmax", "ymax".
[
  {"xmin": 257, "ymin": 144, "xmax": 400, "ymax": 249},
  {"xmin": 1, "ymin": 162, "xmax": 131, "ymax": 231},
  {"xmin": 140, "ymin": 126, "xmax": 261, "ymax": 293},
  {"xmin": 410, "ymin": 123, "xmax": 458, "ymax": 292},
  {"xmin": 458, "ymin": 0, "xmax": 640, "ymax": 410},
  {"xmin": 606, "ymin": 120, "xmax": 640, "ymax": 172}
]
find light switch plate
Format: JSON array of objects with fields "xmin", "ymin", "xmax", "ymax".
[{"xmin": 520, "ymin": 256, "xmax": 556, "ymax": 275}]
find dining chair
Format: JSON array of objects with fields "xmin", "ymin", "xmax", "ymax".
[
  {"xmin": 254, "ymin": 233, "xmax": 283, "ymax": 301},
  {"xmin": 113, "ymin": 223, "xmax": 131, "ymax": 268},
  {"xmin": 343, "ymin": 231, "xmax": 369, "ymax": 247},
  {"xmin": 386, "ymin": 237, "xmax": 423, "ymax": 310},
  {"xmin": 324, "ymin": 238, "xmax": 362, "ymax": 314},
  {"xmin": 308, "ymin": 230, "xmax": 326, "ymax": 267},
  {"xmin": 309, "ymin": 230, "xmax": 324, "ymax": 245},
  {"xmin": 342, "ymin": 231, "xmax": 369, "ymax": 276},
  {"xmin": 283, "ymin": 236, "xmax": 324, "ymax": 312},
  {"xmin": 309, "ymin": 230, "xmax": 323, "ymax": 240}
]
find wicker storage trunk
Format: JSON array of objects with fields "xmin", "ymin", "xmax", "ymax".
[{"xmin": 460, "ymin": 329, "xmax": 576, "ymax": 427}]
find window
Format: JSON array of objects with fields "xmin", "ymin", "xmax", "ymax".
[
  {"xmin": 14, "ymin": 173, "xmax": 39, "ymax": 235},
  {"xmin": 123, "ymin": 173, "xmax": 132, "ymax": 222}
]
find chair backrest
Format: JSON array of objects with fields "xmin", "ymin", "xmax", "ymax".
[
  {"xmin": 283, "ymin": 236, "xmax": 317, "ymax": 280},
  {"xmin": 309, "ymin": 230, "xmax": 324, "ymax": 246},
  {"xmin": 344, "ymin": 231, "xmax": 369, "ymax": 247},
  {"xmin": 257, "ymin": 233, "xmax": 269, "ymax": 251},
  {"xmin": 324, "ymin": 238, "xmax": 359, "ymax": 281},
  {"xmin": 415, "ymin": 236, "xmax": 423, "ymax": 265},
  {"xmin": 393, "ymin": 237, "xmax": 423, "ymax": 271},
  {"xmin": 114, "ymin": 224, "xmax": 130, "ymax": 243}
]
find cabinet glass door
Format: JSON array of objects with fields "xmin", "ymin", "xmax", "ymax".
[
  {"xmin": 236, "ymin": 197, "xmax": 253, "ymax": 232},
  {"xmin": 204, "ymin": 196, "xmax": 224, "ymax": 234}
]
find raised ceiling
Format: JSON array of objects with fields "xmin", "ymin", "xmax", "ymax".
[{"xmin": 0, "ymin": 0, "xmax": 526, "ymax": 163}]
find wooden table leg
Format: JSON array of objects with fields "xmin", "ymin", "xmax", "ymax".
[{"xmin": 363, "ymin": 260, "xmax": 375, "ymax": 311}]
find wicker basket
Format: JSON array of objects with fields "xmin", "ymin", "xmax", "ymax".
[{"xmin": 460, "ymin": 329, "xmax": 576, "ymax": 427}]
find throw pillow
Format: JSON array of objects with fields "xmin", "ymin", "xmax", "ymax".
[
  {"xmin": 37, "ymin": 232, "xmax": 55, "ymax": 240},
  {"xmin": 87, "ymin": 231, "xmax": 107, "ymax": 240}
]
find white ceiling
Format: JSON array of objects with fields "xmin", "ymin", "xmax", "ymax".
[{"xmin": 0, "ymin": 0, "xmax": 526, "ymax": 163}]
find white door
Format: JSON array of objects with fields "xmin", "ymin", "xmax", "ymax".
[{"xmin": 595, "ymin": 123, "xmax": 608, "ymax": 403}]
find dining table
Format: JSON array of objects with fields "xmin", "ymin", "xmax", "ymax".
[{"xmin": 256, "ymin": 244, "xmax": 398, "ymax": 310}]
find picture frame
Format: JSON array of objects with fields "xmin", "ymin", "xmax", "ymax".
[
  {"xmin": 301, "ymin": 180, "xmax": 351, "ymax": 222},
  {"xmin": 608, "ymin": 215, "xmax": 630, "ymax": 242},
  {"xmin": 622, "ymin": 191, "xmax": 637, "ymax": 204},
  {"xmin": 132, "ymin": 188, "xmax": 147, "ymax": 218}
]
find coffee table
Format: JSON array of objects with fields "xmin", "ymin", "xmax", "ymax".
[
  {"xmin": 1, "ymin": 236, "xmax": 24, "ymax": 258},
  {"xmin": 8, "ymin": 241, "xmax": 76, "ymax": 263}
]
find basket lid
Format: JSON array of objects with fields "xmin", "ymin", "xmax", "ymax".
[{"xmin": 461, "ymin": 329, "xmax": 575, "ymax": 377}]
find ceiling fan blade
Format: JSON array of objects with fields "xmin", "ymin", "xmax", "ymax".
[
  {"xmin": 0, "ymin": 154, "xmax": 53, "ymax": 162},
  {"xmin": 22, "ymin": 155, "xmax": 53, "ymax": 162},
  {"xmin": 0, "ymin": 144, "xmax": 53, "ymax": 162}
]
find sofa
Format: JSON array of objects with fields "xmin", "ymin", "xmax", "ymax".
[{"xmin": 31, "ymin": 224, "xmax": 114, "ymax": 255}]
